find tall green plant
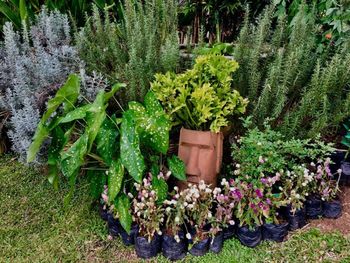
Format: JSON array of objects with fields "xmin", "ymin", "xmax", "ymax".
[
  {"xmin": 234, "ymin": 4, "xmax": 350, "ymax": 139},
  {"xmin": 76, "ymin": 0, "xmax": 179, "ymax": 103}
]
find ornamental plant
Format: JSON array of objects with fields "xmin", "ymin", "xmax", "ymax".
[
  {"xmin": 209, "ymin": 179, "xmax": 236, "ymax": 237},
  {"xmin": 232, "ymin": 177, "xmax": 280, "ymax": 228},
  {"xmin": 132, "ymin": 174, "xmax": 165, "ymax": 242},
  {"xmin": 151, "ymin": 54, "xmax": 248, "ymax": 132},
  {"xmin": 182, "ymin": 181, "xmax": 213, "ymax": 242},
  {"xmin": 163, "ymin": 186, "xmax": 187, "ymax": 241}
]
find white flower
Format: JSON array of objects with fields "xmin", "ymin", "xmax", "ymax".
[
  {"xmin": 310, "ymin": 162, "xmax": 316, "ymax": 166},
  {"xmin": 186, "ymin": 233, "xmax": 192, "ymax": 239},
  {"xmin": 205, "ymin": 188, "xmax": 212, "ymax": 193},
  {"xmin": 175, "ymin": 216, "xmax": 180, "ymax": 223},
  {"xmin": 229, "ymin": 220, "xmax": 235, "ymax": 225},
  {"xmin": 208, "ymin": 212, "xmax": 212, "ymax": 218},
  {"xmin": 234, "ymin": 169, "xmax": 240, "ymax": 175},
  {"xmin": 257, "ymin": 142, "xmax": 262, "ymax": 146},
  {"xmin": 302, "ymin": 182, "xmax": 307, "ymax": 187},
  {"xmin": 166, "ymin": 207, "xmax": 171, "ymax": 213},
  {"xmin": 174, "ymin": 186, "xmax": 179, "ymax": 191},
  {"xmin": 174, "ymin": 235, "xmax": 180, "ymax": 243},
  {"xmin": 337, "ymin": 169, "xmax": 342, "ymax": 174},
  {"xmin": 158, "ymin": 230, "xmax": 163, "ymax": 235},
  {"xmin": 127, "ymin": 192, "xmax": 133, "ymax": 198},
  {"xmin": 295, "ymin": 194, "xmax": 300, "ymax": 199},
  {"xmin": 236, "ymin": 163, "xmax": 241, "ymax": 168},
  {"xmin": 166, "ymin": 171, "xmax": 172, "ymax": 178}
]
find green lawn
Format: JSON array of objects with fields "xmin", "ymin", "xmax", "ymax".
[{"xmin": 1, "ymin": 155, "xmax": 350, "ymax": 263}]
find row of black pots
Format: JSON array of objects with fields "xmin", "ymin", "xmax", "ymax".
[{"xmin": 304, "ymin": 195, "xmax": 342, "ymax": 219}]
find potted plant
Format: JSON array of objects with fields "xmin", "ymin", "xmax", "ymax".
[
  {"xmin": 151, "ymin": 55, "xmax": 248, "ymax": 187},
  {"xmin": 209, "ymin": 179, "xmax": 236, "ymax": 253},
  {"xmin": 279, "ymin": 166, "xmax": 311, "ymax": 230},
  {"xmin": 132, "ymin": 174, "xmax": 164, "ymax": 259},
  {"xmin": 314, "ymin": 160, "xmax": 342, "ymax": 219},
  {"xmin": 162, "ymin": 186, "xmax": 188, "ymax": 260},
  {"xmin": 183, "ymin": 181, "xmax": 213, "ymax": 256}
]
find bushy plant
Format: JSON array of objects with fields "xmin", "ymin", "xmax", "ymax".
[
  {"xmin": 132, "ymin": 174, "xmax": 165, "ymax": 241},
  {"xmin": 233, "ymin": 4, "xmax": 350, "ymax": 138},
  {"xmin": 76, "ymin": 0, "xmax": 179, "ymax": 103},
  {"xmin": 151, "ymin": 55, "xmax": 248, "ymax": 132}
]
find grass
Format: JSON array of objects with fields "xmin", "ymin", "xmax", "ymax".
[{"xmin": 0, "ymin": 155, "xmax": 350, "ymax": 262}]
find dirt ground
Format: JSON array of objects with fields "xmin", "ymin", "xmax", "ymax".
[{"xmin": 307, "ymin": 186, "xmax": 350, "ymax": 236}]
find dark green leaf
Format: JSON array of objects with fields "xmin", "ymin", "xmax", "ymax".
[
  {"xmin": 60, "ymin": 132, "xmax": 88, "ymax": 179},
  {"xmin": 167, "ymin": 155, "xmax": 186, "ymax": 181},
  {"xmin": 114, "ymin": 193, "xmax": 132, "ymax": 234},
  {"xmin": 152, "ymin": 175, "xmax": 168, "ymax": 204},
  {"xmin": 96, "ymin": 116, "xmax": 119, "ymax": 165},
  {"xmin": 86, "ymin": 90, "xmax": 107, "ymax": 152},
  {"xmin": 42, "ymin": 74, "xmax": 80, "ymax": 123},
  {"xmin": 120, "ymin": 110, "xmax": 145, "ymax": 183},
  {"xmin": 59, "ymin": 104, "xmax": 91, "ymax": 124},
  {"xmin": 27, "ymin": 121, "xmax": 50, "ymax": 162},
  {"xmin": 108, "ymin": 159, "xmax": 124, "ymax": 202},
  {"xmin": 104, "ymin": 83, "xmax": 126, "ymax": 102}
]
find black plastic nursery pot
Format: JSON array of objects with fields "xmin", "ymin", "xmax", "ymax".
[
  {"xmin": 305, "ymin": 195, "xmax": 323, "ymax": 219},
  {"xmin": 236, "ymin": 225, "xmax": 262, "ymax": 248},
  {"xmin": 98, "ymin": 203, "xmax": 109, "ymax": 221},
  {"xmin": 285, "ymin": 206, "xmax": 307, "ymax": 231},
  {"xmin": 262, "ymin": 222, "xmax": 289, "ymax": 242},
  {"xmin": 107, "ymin": 213, "xmax": 121, "ymax": 237},
  {"xmin": 210, "ymin": 231, "xmax": 224, "ymax": 254},
  {"xmin": 223, "ymin": 224, "xmax": 236, "ymax": 240},
  {"xmin": 120, "ymin": 224, "xmax": 139, "ymax": 246},
  {"xmin": 135, "ymin": 234, "xmax": 161, "ymax": 259},
  {"xmin": 188, "ymin": 237, "xmax": 210, "ymax": 256},
  {"xmin": 323, "ymin": 198, "xmax": 342, "ymax": 219},
  {"xmin": 162, "ymin": 232, "xmax": 187, "ymax": 261}
]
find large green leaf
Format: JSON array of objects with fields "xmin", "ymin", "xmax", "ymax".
[
  {"xmin": 104, "ymin": 83, "xmax": 126, "ymax": 102},
  {"xmin": 59, "ymin": 104, "xmax": 91, "ymax": 124},
  {"xmin": 42, "ymin": 74, "xmax": 80, "ymax": 123},
  {"xmin": 108, "ymin": 159, "xmax": 124, "ymax": 202},
  {"xmin": 114, "ymin": 193, "xmax": 132, "ymax": 234},
  {"xmin": 167, "ymin": 155, "xmax": 187, "ymax": 181},
  {"xmin": 27, "ymin": 121, "xmax": 50, "ymax": 162},
  {"xmin": 86, "ymin": 91, "xmax": 107, "ymax": 152},
  {"xmin": 60, "ymin": 132, "xmax": 88, "ymax": 179},
  {"xmin": 96, "ymin": 116, "xmax": 119, "ymax": 165},
  {"xmin": 128, "ymin": 91, "xmax": 170, "ymax": 154},
  {"xmin": 88, "ymin": 170, "xmax": 107, "ymax": 200},
  {"xmin": 120, "ymin": 110, "xmax": 145, "ymax": 183},
  {"xmin": 152, "ymin": 175, "xmax": 168, "ymax": 204}
]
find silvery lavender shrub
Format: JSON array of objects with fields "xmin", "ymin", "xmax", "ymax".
[{"xmin": 0, "ymin": 8, "xmax": 79, "ymax": 162}]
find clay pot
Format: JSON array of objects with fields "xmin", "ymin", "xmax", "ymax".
[{"xmin": 177, "ymin": 127, "xmax": 223, "ymax": 190}]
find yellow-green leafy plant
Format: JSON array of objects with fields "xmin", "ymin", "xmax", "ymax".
[{"xmin": 151, "ymin": 55, "xmax": 248, "ymax": 132}]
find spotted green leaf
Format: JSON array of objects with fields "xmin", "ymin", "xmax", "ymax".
[
  {"xmin": 167, "ymin": 155, "xmax": 186, "ymax": 181},
  {"xmin": 120, "ymin": 110, "xmax": 145, "ymax": 183},
  {"xmin": 60, "ymin": 132, "xmax": 88, "ymax": 179},
  {"xmin": 88, "ymin": 170, "xmax": 107, "ymax": 200},
  {"xmin": 108, "ymin": 159, "xmax": 124, "ymax": 202},
  {"xmin": 152, "ymin": 175, "xmax": 168, "ymax": 204},
  {"xmin": 114, "ymin": 193, "xmax": 132, "ymax": 234},
  {"xmin": 59, "ymin": 104, "xmax": 91, "ymax": 124},
  {"xmin": 96, "ymin": 116, "xmax": 119, "ymax": 166}
]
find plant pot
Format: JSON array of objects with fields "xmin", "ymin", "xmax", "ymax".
[
  {"xmin": 323, "ymin": 199, "xmax": 342, "ymax": 219},
  {"xmin": 177, "ymin": 127, "xmax": 223, "ymax": 190},
  {"xmin": 107, "ymin": 213, "xmax": 121, "ymax": 237},
  {"xmin": 286, "ymin": 206, "xmax": 306, "ymax": 231},
  {"xmin": 162, "ymin": 231, "xmax": 187, "ymax": 261},
  {"xmin": 305, "ymin": 195, "xmax": 323, "ymax": 219},
  {"xmin": 236, "ymin": 225, "xmax": 262, "ymax": 248},
  {"xmin": 98, "ymin": 203, "xmax": 108, "ymax": 221},
  {"xmin": 119, "ymin": 224, "xmax": 139, "ymax": 246},
  {"xmin": 331, "ymin": 150, "xmax": 350, "ymax": 185},
  {"xmin": 223, "ymin": 224, "xmax": 236, "ymax": 240},
  {"xmin": 188, "ymin": 237, "xmax": 210, "ymax": 256},
  {"xmin": 262, "ymin": 222, "xmax": 289, "ymax": 242},
  {"xmin": 135, "ymin": 234, "xmax": 161, "ymax": 259},
  {"xmin": 210, "ymin": 231, "xmax": 224, "ymax": 254}
]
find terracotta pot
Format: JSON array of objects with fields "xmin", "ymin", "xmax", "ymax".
[{"xmin": 177, "ymin": 127, "xmax": 223, "ymax": 189}]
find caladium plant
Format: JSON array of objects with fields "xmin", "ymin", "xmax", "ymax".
[{"xmin": 27, "ymin": 74, "xmax": 186, "ymax": 233}]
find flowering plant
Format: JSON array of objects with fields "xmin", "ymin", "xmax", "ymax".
[
  {"xmin": 132, "ymin": 174, "xmax": 164, "ymax": 241},
  {"xmin": 182, "ymin": 181, "xmax": 213, "ymax": 241},
  {"xmin": 163, "ymin": 186, "xmax": 187, "ymax": 242},
  {"xmin": 209, "ymin": 179, "xmax": 237, "ymax": 236},
  {"xmin": 232, "ymin": 176, "xmax": 280, "ymax": 228},
  {"xmin": 312, "ymin": 158, "xmax": 341, "ymax": 201}
]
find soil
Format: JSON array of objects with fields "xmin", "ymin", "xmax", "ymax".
[{"xmin": 307, "ymin": 186, "xmax": 350, "ymax": 236}]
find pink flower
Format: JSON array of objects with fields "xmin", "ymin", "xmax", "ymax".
[
  {"xmin": 258, "ymin": 156, "xmax": 265, "ymax": 163},
  {"xmin": 255, "ymin": 189, "xmax": 263, "ymax": 198}
]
